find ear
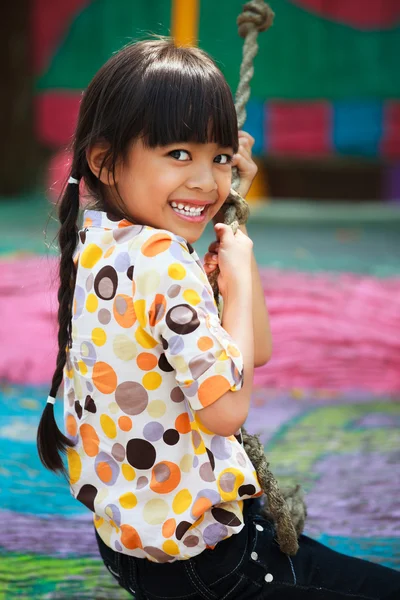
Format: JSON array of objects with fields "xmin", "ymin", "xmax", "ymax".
[{"xmin": 86, "ymin": 143, "xmax": 118, "ymax": 186}]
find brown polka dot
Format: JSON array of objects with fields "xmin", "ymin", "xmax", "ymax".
[
  {"xmin": 166, "ymin": 304, "xmax": 199, "ymax": 335},
  {"xmin": 239, "ymin": 484, "xmax": 256, "ymax": 497},
  {"xmin": 94, "ymin": 266, "xmax": 118, "ymax": 300},
  {"xmin": 158, "ymin": 353, "xmax": 174, "ymax": 373},
  {"xmin": 115, "ymin": 382, "xmax": 148, "ymax": 415},
  {"xmin": 75, "ymin": 400, "xmax": 82, "ymax": 419},
  {"xmin": 206, "ymin": 448, "xmax": 215, "ymax": 471},
  {"xmin": 126, "ymin": 439, "xmax": 156, "ymax": 470},
  {"xmin": 170, "ymin": 386, "xmax": 184, "ymax": 403},
  {"xmin": 163, "ymin": 429, "xmax": 180, "ymax": 446},
  {"xmin": 77, "ymin": 484, "xmax": 97, "ymax": 512},
  {"xmin": 176, "ymin": 521, "xmax": 192, "ymax": 540},
  {"xmin": 183, "ymin": 535, "xmax": 199, "ymax": 547},
  {"xmin": 143, "ymin": 546, "xmax": 172, "ymax": 563},
  {"xmin": 211, "ymin": 507, "xmax": 242, "ymax": 527}
]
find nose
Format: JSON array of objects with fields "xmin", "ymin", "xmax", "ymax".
[{"xmin": 185, "ymin": 164, "xmax": 218, "ymax": 194}]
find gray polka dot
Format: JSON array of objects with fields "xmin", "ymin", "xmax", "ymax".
[{"xmin": 98, "ymin": 308, "xmax": 111, "ymax": 324}]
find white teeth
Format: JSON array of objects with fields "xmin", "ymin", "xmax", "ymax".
[{"xmin": 170, "ymin": 202, "xmax": 206, "ymax": 217}]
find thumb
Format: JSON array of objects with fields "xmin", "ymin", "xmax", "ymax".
[{"xmin": 214, "ymin": 223, "xmax": 234, "ymax": 245}]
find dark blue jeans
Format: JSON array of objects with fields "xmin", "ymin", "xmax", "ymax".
[{"xmin": 95, "ymin": 500, "xmax": 400, "ymax": 599}]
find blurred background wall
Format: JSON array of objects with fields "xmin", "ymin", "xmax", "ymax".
[{"xmin": 3, "ymin": 0, "xmax": 400, "ymax": 202}]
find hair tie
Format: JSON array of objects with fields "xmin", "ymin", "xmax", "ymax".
[
  {"xmin": 47, "ymin": 395, "xmax": 56, "ymax": 405},
  {"xmin": 68, "ymin": 176, "xmax": 80, "ymax": 185}
]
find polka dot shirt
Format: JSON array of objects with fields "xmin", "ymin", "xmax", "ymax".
[{"xmin": 64, "ymin": 210, "xmax": 262, "ymax": 563}]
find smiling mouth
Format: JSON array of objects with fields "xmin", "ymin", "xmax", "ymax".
[
  {"xmin": 169, "ymin": 201, "xmax": 208, "ymax": 217},
  {"xmin": 168, "ymin": 201, "xmax": 212, "ymax": 222}
]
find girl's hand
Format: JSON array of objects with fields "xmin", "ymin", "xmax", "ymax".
[
  {"xmin": 234, "ymin": 130, "xmax": 258, "ymax": 198},
  {"xmin": 213, "ymin": 130, "xmax": 258, "ymax": 225},
  {"xmin": 203, "ymin": 240, "xmax": 220, "ymax": 276},
  {"xmin": 206, "ymin": 224, "xmax": 253, "ymax": 299}
]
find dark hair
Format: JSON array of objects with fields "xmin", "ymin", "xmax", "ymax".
[{"xmin": 37, "ymin": 38, "xmax": 239, "ymax": 476}]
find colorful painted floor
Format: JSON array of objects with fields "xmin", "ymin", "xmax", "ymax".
[{"xmin": 0, "ymin": 195, "xmax": 399, "ymax": 598}]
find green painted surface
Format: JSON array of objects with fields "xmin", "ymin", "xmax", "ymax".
[{"xmin": 37, "ymin": 0, "xmax": 400, "ymax": 100}]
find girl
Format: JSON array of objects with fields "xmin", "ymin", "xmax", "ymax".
[{"xmin": 37, "ymin": 39, "xmax": 399, "ymax": 599}]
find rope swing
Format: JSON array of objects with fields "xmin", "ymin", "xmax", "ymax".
[{"xmin": 207, "ymin": 0, "xmax": 307, "ymax": 556}]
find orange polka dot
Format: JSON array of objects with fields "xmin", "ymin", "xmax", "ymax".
[
  {"xmin": 113, "ymin": 295, "xmax": 136, "ymax": 328},
  {"xmin": 118, "ymin": 416, "xmax": 132, "ymax": 432},
  {"xmin": 96, "ymin": 461, "xmax": 113, "ymax": 483},
  {"xmin": 175, "ymin": 413, "xmax": 191, "ymax": 434},
  {"xmin": 66, "ymin": 414, "xmax": 77, "ymax": 437},
  {"xmin": 149, "ymin": 294, "xmax": 167, "ymax": 327},
  {"xmin": 192, "ymin": 497, "xmax": 213, "ymax": 518},
  {"xmin": 120, "ymin": 524, "xmax": 143, "ymax": 550},
  {"xmin": 150, "ymin": 461, "xmax": 181, "ymax": 494},
  {"xmin": 197, "ymin": 336, "xmax": 214, "ymax": 351},
  {"xmin": 198, "ymin": 375, "xmax": 231, "ymax": 408},
  {"xmin": 142, "ymin": 233, "xmax": 172, "ymax": 257},
  {"xmin": 118, "ymin": 219, "xmax": 132, "ymax": 228},
  {"xmin": 93, "ymin": 362, "xmax": 117, "ymax": 394},
  {"xmin": 104, "ymin": 245, "xmax": 116, "ymax": 258},
  {"xmin": 227, "ymin": 344, "xmax": 241, "ymax": 357},
  {"xmin": 162, "ymin": 518, "xmax": 176, "ymax": 538},
  {"xmin": 83, "ymin": 217, "xmax": 93, "ymax": 227},
  {"xmin": 80, "ymin": 423, "xmax": 100, "ymax": 457},
  {"xmin": 137, "ymin": 352, "xmax": 158, "ymax": 371}
]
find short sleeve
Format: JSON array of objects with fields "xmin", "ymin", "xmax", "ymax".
[{"xmin": 135, "ymin": 231, "xmax": 244, "ymax": 412}]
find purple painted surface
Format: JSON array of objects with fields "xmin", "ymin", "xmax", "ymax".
[
  {"xmin": 305, "ymin": 452, "xmax": 400, "ymax": 538},
  {"xmin": 2, "ymin": 510, "xmax": 99, "ymax": 556}
]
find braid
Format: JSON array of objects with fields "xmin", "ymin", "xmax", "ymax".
[{"xmin": 36, "ymin": 176, "xmax": 81, "ymax": 477}]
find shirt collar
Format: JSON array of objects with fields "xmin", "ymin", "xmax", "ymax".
[
  {"xmin": 83, "ymin": 209, "xmax": 133, "ymax": 230},
  {"xmin": 81, "ymin": 209, "xmax": 201, "ymax": 262}
]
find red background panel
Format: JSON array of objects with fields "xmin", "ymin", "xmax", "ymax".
[
  {"xmin": 381, "ymin": 102, "xmax": 400, "ymax": 158},
  {"xmin": 267, "ymin": 102, "xmax": 332, "ymax": 156},
  {"xmin": 36, "ymin": 92, "xmax": 81, "ymax": 147}
]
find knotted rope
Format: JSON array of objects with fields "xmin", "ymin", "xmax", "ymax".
[{"xmin": 207, "ymin": 0, "xmax": 306, "ymax": 556}]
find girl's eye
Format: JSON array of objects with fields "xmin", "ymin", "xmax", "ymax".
[
  {"xmin": 169, "ymin": 149, "xmax": 191, "ymax": 161},
  {"xmin": 214, "ymin": 154, "xmax": 233, "ymax": 165}
]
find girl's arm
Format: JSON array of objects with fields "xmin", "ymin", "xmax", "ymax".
[
  {"xmin": 204, "ymin": 230, "xmax": 272, "ymax": 368},
  {"xmin": 210, "ymin": 130, "xmax": 272, "ymax": 367}
]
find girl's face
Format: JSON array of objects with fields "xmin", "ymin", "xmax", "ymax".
[{"xmin": 113, "ymin": 138, "xmax": 234, "ymax": 244}]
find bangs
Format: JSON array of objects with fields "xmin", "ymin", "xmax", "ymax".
[{"xmin": 137, "ymin": 58, "xmax": 239, "ymax": 153}]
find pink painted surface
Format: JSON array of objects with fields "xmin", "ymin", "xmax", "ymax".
[{"xmin": 1, "ymin": 258, "xmax": 400, "ymax": 392}]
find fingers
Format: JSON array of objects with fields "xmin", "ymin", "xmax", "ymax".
[
  {"xmin": 214, "ymin": 223, "xmax": 235, "ymax": 245},
  {"xmin": 207, "ymin": 240, "xmax": 220, "ymax": 253},
  {"xmin": 239, "ymin": 130, "xmax": 255, "ymax": 150}
]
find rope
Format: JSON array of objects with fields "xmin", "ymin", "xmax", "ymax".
[{"xmin": 207, "ymin": 1, "xmax": 306, "ymax": 556}]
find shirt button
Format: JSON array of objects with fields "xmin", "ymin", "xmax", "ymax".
[
  {"xmin": 256, "ymin": 524, "xmax": 264, "ymax": 532},
  {"xmin": 251, "ymin": 552, "xmax": 258, "ymax": 561},
  {"xmin": 265, "ymin": 573, "xmax": 273, "ymax": 583}
]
